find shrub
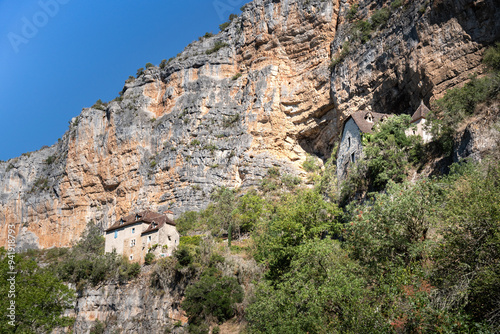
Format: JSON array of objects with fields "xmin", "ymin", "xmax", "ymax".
[
  {"xmin": 232, "ymin": 72, "xmax": 242, "ymax": 80},
  {"xmin": 92, "ymin": 99, "xmax": 106, "ymax": 111},
  {"xmin": 371, "ymin": 7, "xmax": 391, "ymax": 28},
  {"xmin": 352, "ymin": 19, "xmax": 372, "ymax": 44},
  {"xmin": 190, "ymin": 139, "xmax": 201, "ymax": 146},
  {"xmin": 483, "ymin": 42, "xmax": 500, "ymax": 71},
  {"xmin": 45, "ymin": 155, "xmax": 56, "ymax": 165},
  {"xmin": 145, "ymin": 252, "xmax": 155, "ymax": 265},
  {"xmin": 145, "ymin": 62, "xmax": 154, "ymax": 69},
  {"xmin": 346, "ymin": 3, "xmax": 359, "ymax": 21},
  {"xmin": 330, "ymin": 41, "xmax": 350, "ymax": 70},
  {"xmin": 302, "ymin": 154, "xmax": 319, "ymax": 172},
  {"xmin": 219, "ymin": 13, "xmax": 238, "ymax": 31},
  {"xmin": 206, "ymin": 41, "xmax": 229, "ymax": 55},
  {"xmin": 391, "ymin": 0, "xmax": 403, "ymax": 10},
  {"xmin": 159, "ymin": 59, "xmax": 167, "ymax": 69},
  {"xmin": 175, "ymin": 247, "xmax": 193, "ymax": 267},
  {"xmin": 90, "ymin": 320, "xmax": 105, "ymax": 334},
  {"xmin": 222, "ymin": 113, "xmax": 240, "ymax": 127},
  {"xmin": 136, "ymin": 67, "xmax": 144, "ymax": 77}
]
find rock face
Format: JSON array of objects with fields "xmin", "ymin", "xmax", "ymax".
[
  {"xmin": 58, "ymin": 275, "xmax": 187, "ymax": 334},
  {"xmin": 1, "ymin": 0, "xmax": 499, "ymax": 249}
]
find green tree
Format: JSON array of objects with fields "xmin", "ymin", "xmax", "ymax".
[
  {"xmin": 345, "ymin": 178, "xmax": 444, "ymax": 275},
  {"xmin": 0, "ymin": 252, "xmax": 75, "ymax": 333},
  {"xmin": 254, "ymin": 188, "xmax": 342, "ymax": 281},
  {"xmin": 182, "ymin": 270, "xmax": 243, "ymax": 324},
  {"xmin": 247, "ymin": 239, "xmax": 383, "ymax": 333}
]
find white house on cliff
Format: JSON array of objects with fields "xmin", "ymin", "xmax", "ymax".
[{"xmin": 104, "ymin": 210, "xmax": 179, "ymax": 263}]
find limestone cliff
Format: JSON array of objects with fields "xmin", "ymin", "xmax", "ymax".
[{"xmin": 1, "ymin": 0, "xmax": 499, "ymax": 250}]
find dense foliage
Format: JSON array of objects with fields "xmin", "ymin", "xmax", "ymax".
[{"xmin": 0, "ymin": 250, "xmax": 75, "ymax": 333}]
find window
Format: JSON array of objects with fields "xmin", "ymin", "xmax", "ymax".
[
  {"xmin": 351, "ymin": 153, "xmax": 356, "ymax": 163},
  {"xmin": 130, "ymin": 239, "xmax": 136, "ymax": 247},
  {"xmin": 147, "ymin": 235, "xmax": 152, "ymax": 243},
  {"xmin": 132, "ymin": 228, "xmax": 135, "ymax": 234},
  {"xmin": 168, "ymin": 236, "xmax": 171, "ymax": 241},
  {"xmin": 129, "ymin": 255, "xmax": 133, "ymax": 260},
  {"xmin": 114, "ymin": 231, "xmax": 118, "ymax": 239},
  {"xmin": 348, "ymin": 137, "xmax": 351, "ymax": 148}
]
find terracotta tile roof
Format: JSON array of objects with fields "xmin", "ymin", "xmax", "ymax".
[
  {"xmin": 105, "ymin": 210, "xmax": 175, "ymax": 233},
  {"xmin": 348, "ymin": 110, "xmax": 390, "ymax": 134},
  {"xmin": 411, "ymin": 101, "xmax": 431, "ymax": 122},
  {"xmin": 141, "ymin": 215, "xmax": 176, "ymax": 235}
]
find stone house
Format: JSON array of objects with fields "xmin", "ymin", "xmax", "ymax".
[
  {"xmin": 336, "ymin": 110, "xmax": 390, "ymax": 180},
  {"xmin": 406, "ymin": 101, "xmax": 432, "ymax": 143},
  {"xmin": 104, "ymin": 210, "xmax": 179, "ymax": 263}
]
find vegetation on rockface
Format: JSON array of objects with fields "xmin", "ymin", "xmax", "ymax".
[
  {"xmin": 428, "ymin": 43, "xmax": 500, "ymax": 155},
  {"xmin": 0, "ymin": 249, "xmax": 75, "ymax": 333},
  {"xmin": 219, "ymin": 13, "xmax": 238, "ymax": 31},
  {"xmin": 206, "ymin": 41, "xmax": 229, "ymax": 55}
]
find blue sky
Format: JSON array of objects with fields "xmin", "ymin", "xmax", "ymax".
[{"xmin": 0, "ymin": 0, "xmax": 247, "ymax": 161}]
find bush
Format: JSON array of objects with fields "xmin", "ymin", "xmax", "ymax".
[
  {"xmin": 92, "ymin": 99, "xmax": 106, "ymax": 111},
  {"xmin": 136, "ymin": 67, "xmax": 144, "ymax": 77},
  {"xmin": 391, "ymin": 0, "xmax": 403, "ymax": 10},
  {"xmin": 219, "ymin": 13, "xmax": 238, "ymax": 31},
  {"xmin": 206, "ymin": 41, "xmax": 229, "ymax": 55},
  {"xmin": 352, "ymin": 19, "xmax": 372, "ymax": 44},
  {"xmin": 329, "ymin": 42, "xmax": 350, "ymax": 70},
  {"xmin": 428, "ymin": 43, "xmax": 500, "ymax": 155},
  {"xmin": 302, "ymin": 154, "xmax": 319, "ymax": 172},
  {"xmin": 90, "ymin": 320, "xmax": 105, "ymax": 334},
  {"xmin": 145, "ymin": 62, "xmax": 154, "ymax": 69},
  {"xmin": 483, "ymin": 42, "xmax": 500, "ymax": 71},
  {"xmin": 371, "ymin": 7, "xmax": 391, "ymax": 28},
  {"xmin": 159, "ymin": 59, "xmax": 167, "ymax": 69},
  {"xmin": 45, "ymin": 155, "xmax": 56, "ymax": 165},
  {"xmin": 231, "ymin": 72, "xmax": 242, "ymax": 80},
  {"xmin": 346, "ymin": 3, "xmax": 359, "ymax": 21},
  {"xmin": 145, "ymin": 252, "xmax": 155, "ymax": 265}
]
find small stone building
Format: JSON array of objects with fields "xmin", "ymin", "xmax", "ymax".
[
  {"xmin": 406, "ymin": 101, "xmax": 432, "ymax": 143},
  {"xmin": 336, "ymin": 110, "xmax": 390, "ymax": 180},
  {"xmin": 104, "ymin": 210, "xmax": 179, "ymax": 263}
]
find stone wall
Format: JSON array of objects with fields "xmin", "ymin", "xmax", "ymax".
[{"xmin": 336, "ymin": 118, "xmax": 363, "ymax": 180}]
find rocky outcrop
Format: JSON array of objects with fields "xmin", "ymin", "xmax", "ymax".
[
  {"xmin": 58, "ymin": 274, "xmax": 186, "ymax": 334},
  {"xmin": 1, "ymin": 0, "xmax": 499, "ymax": 249},
  {"xmin": 331, "ymin": 0, "xmax": 500, "ymax": 122}
]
